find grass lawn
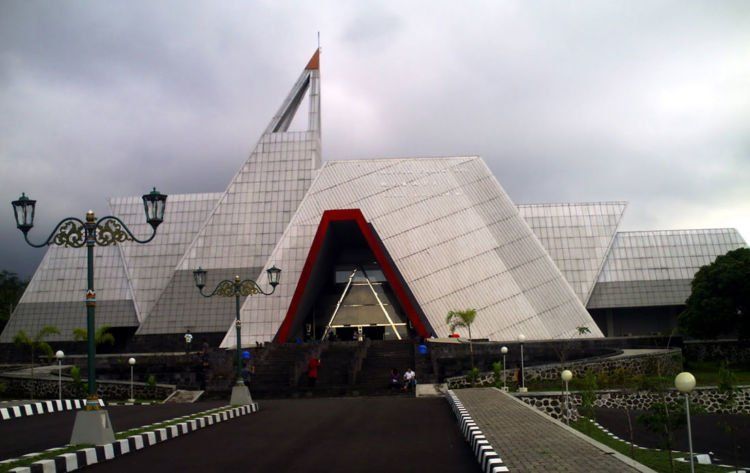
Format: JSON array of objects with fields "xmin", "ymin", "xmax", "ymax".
[
  {"xmin": 684, "ymin": 360, "xmax": 750, "ymax": 386},
  {"xmin": 571, "ymin": 418, "xmax": 733, "ymax": 473},
  {"xmin": 520, "ymin": 360, "xmax": 750, "ymax": 392}
]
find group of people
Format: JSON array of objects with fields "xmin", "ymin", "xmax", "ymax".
[{"xmin": 389, "ymin": 367, "xmax": 416, "ymax": 392}]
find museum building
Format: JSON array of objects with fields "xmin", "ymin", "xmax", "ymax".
[{"xmin": 1, "ymin": 50, "xmax": 746, "ymax": 350}]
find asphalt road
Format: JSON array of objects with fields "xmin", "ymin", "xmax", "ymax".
[
  {"xmin": 594, "ymin": 407, "xmax": 750, "ymax": 466},
  {"xmin": 86, "ymin": 397, "xmax": 480, "ymax": 473},
  {"xmin": 0, "ymin": 401, "xmax": 225, "ymax": 460}
]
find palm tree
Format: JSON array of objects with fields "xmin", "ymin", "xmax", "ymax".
[
  {"xmin": 72, "ymin": 325, "xmax": 115, "ymax": 347},
  {"xmin": 13, "ymin": 325, "xmax": 60, "ymax": 399},
  {"xmin": 446, "ymin": 309, "xmax": 477, "ymax": 369}
]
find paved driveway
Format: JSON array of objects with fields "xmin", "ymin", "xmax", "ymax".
[
  {"xmin": 86, "ymin": 397, "xmax": 479, "ymax": 473},
  {"xmin": 0, "ymin": 402, "xmax": 225, "ymax": 460}
]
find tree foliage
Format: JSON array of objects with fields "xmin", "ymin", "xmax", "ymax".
[
  {"xmin": 0, "ymin": 270, "xmax": 28, "ymax": 332},
  {"xmin": 680, "ymin": 248, "xmax": 750, "ymax": 339},
  {"xmin": 13, "ymin": 325, "xmax": 60, "ymax": 399},
  {"xmin": 72, "ymin": 325, "xmax": 115, "ymax": 347},
  {"xmin": 446, "ymin": 309, "xmax": 477, "ymax": 369}
]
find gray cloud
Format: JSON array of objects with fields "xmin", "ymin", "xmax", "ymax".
[{"xmin": 1, "ymin": 0, "xmax": 748, "ymax": 279}]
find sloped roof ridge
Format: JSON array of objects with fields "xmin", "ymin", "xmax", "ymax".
[
  {"xmin": 518, "ymin": 200, "xmax": 628, "ymax": 207},
  {"xmin": 617, "ymin": 228, "xmax": 744, "ymax": 236},
  {"xmin": 109, "ymin": 191, "xmax": 223, "ymax": 204},
  {"xmin": 326, "ymin": 155, "xmax": 479, "ymax": 164}
]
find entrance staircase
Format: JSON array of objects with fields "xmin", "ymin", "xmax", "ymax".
[{"xmin": 245, "ymin": 340, "xmax": 424, "ymax": 399}]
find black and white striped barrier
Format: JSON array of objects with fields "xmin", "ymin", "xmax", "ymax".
[
  {"xmin": 0, "ymin": 399, "xmax": 105, "ymax": 421},
  {"xmin": 8, "ymin": 403, "xmax": 259, "ymax": 473},
  {"xmin": 446, "ymin": 390, "xmax": 508, "ymax": 473}
]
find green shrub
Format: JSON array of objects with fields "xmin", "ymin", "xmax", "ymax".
[
  {"xmin": 70, "ymin": 366, "xmax": 87, "ymax": 397},
  {"xmin": 597, "ymin": 370, "xmax": 610, "ymax": 388},
  {"xmin": 579, "ymin": 371, "xmax": 598, "ymax": 422},
  {"xmin": 492, "ymin": 362, "xmax": 502, "ymax": 387},
  {"xmin": 610, "ymin": 367, "xmax": 626, "ymax": 387},
  {"xmin": 467, "ymin": 367, "xmax": 480, "ymax": 386}
]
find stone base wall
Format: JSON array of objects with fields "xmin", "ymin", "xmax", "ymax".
[
  {"xmin": 0, "ymin": 375, "xmax": 174, "ymax": 401},
  {"xmin": 516, "ymin": 387, "xmax": 750, "ymax": 421},
  {"xmin": 683, "ymin": 339, "xmax": 750, "ymax": 364},
  {"xmin": 517, "ymin": 393, "xmax": 580, "ymax": 422},
  {"xmin": 446, "ymin": 349, "xmax": 682, "ymax": 388},
  {"xmin": 592, "ymin": 387, "xmax": 750, "ymax": 414}
]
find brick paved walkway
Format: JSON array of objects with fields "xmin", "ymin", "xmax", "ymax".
[{"xmin": 454, "ymin": 388, "xmax": 649, "ymax": 473}]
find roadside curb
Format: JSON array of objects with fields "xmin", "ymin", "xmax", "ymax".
[
  {"xmin": 8, "ymin": 403, "xmax": 259, "ymax": 473},
  {"xmin": 587, "ymin": 417, "xmax": 750, "ymax": 471},
  {"xmin": 105, "ymin": 401, "xmax": 159, "ymax": 406},
  {"xmin": 1, "ymin": 400, "xmax": 105, "ymax": 421},
  {"xmin": 446, "ymin": 390, "xmax": 508, "ymax": 473}
]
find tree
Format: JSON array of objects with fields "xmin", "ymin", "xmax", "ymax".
[
  {"xmin": 12, "ymin": 325, "xmax": 60, "ymax": 399},
  {"xmin": 576, "ymin": 325, "xmax": 591, "ymax": 336},
  {"xmin": 446, "ymin": 309, "xmax": 477, "ymax": 369},
  {"xmin": 680, "ymin": 247, "xmax": 750, "ymax": 339},
  {"xmin": 72, "ymin": 325, "xmax": 115, "ymax": 347},
  {"xmin": 0, "ymin": 270, "xmax": 28, "ymax": 333}
]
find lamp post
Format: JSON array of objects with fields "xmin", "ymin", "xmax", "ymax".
[
  {"xmin": 500, "ymin": 346, "xmax": 508, "ymax": 391},
  {"xmin": 193, "ymin": 266, "xmax": 281, "ymax": 405},
  {"xmin": 561, "ymin": 369, "xmax": 573, "ymax": 425},
  {"xmin": 11, "ymin": 188, "xmax": 167, "ymax": 445},
  {"xmin": 55, "ymin": 350, "xmax": 64, "ymax": 400},
  {"xmin": 517, "ymin": 334, "xmax": 527, "ymax": 392},
  {"xmin": 128, "ymin": 358, "xmax": 136, "ymax": 403},
  {"xmin": 675, "ymin": 372, "xmax": 696, "ymax": 473}
]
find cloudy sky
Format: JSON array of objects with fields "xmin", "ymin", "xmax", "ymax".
[{"xmin": 1, "ymin": 0, "xmax": 748, "ymax": 279}]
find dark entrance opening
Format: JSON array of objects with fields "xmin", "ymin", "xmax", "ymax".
[{"xmin": 274, "ymin": 209, "xmax": 432, "ymax": 344}]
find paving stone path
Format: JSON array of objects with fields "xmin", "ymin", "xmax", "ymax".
[{"xmin": 454, "ymin": 388, "xmax": 650, "ymax": 473}]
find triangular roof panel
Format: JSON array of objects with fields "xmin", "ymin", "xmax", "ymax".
[
  {"xmin": 222, "ymin": 157, "xmax": 603, "ymax": 347},
  {"xmin": 518, "ymin": 202, "xmax": 626, "ymax": 305}
]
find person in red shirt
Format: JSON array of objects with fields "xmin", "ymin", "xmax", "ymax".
[{"xmin": 307, "ymin": 356, "xmax": 321, "ymax": 388}]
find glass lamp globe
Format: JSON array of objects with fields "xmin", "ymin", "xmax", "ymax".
[
  {"xmin": 55, "ymin": 350, "xmax": 64, "ymax": 360},
  {"xmin": 674, "ymin": 372, "xmax": 696, "ymax": 393},
  {"xmin": 561, "ymin": 370, "xmax": 573, "ymax": 382},
  {"xmin": 500, "ymin": 346, "xmax": 508, "ymax": 355},
  {"xmin": 128, "ymin": 357, "xmax": 136, "ymax": 366},
  {"xmin": 518, "ymin": 333, "xmax": 526, "ymax": 343}
]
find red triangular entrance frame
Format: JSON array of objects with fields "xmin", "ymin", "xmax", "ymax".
[{"xmin": 274, "ymin": 209, "xmax": 429, "ymax": 342}]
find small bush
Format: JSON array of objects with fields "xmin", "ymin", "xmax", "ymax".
[
  {"xmin": 492, "ymin": 362, "xmax": 502, "ymax": 387},
  {"xmin": 467, "ymin": 367, "xmax": 480, "ymax": 386},
  {"xmin": 579, "ymin": 371, "xmax": 598, "ymax": 421},
  {"xmin": 597, "ymin": 370, "xmax": 610, "ymax": 388},
  {"xmin": 70, "ymin": 366, "xmax": 87, "ymax": 397},
  {"xmin": 610, "ymin": 367, "xmax": 626, "ymax": 387}
]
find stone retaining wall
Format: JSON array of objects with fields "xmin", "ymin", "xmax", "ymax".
[
  {"xmin": 0, "ymin": 375, "xmax": 175, "ymax": 401},
  {"xmin": 516, "ymin": 386, "xmax": 750, "ymax": 421},
  {"xmin": 446, "ymin": 348, "xmax": 682, "ymax": 389},
  {"xmin": 683, "ymin": 339, "xmax": 750, "ymax": 364}
]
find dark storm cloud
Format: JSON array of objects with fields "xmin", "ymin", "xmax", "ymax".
[{"xmin": 1, "ymin": 0, "xmax": 748, "ymax": 279}]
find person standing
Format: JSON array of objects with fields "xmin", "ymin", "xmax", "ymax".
[
  {"xmin": 307, "ymin": 355, "xmax": 321, "ymax": 388},
  {"xmin": 184, "ymin": 329, "xmax": 193, "ymax": 354}
]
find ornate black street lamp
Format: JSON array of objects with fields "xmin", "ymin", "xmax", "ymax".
[
  {"xmin": 11, "ymin": 188, "xmax": 166, "ymax": 444},
  {"xmin": 192, "ymin": 266, "xmax": 280, "ymax": 405}
]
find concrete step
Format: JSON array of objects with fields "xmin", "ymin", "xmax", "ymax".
[{"xmin": 164, "ymin": 389, "xmax": 204, "ymax": 403}]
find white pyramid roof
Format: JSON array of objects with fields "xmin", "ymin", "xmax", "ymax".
[
  {"xmin": 518, "ymin": 202, "xmax": 626, "ymax": 305},
  {"xmin": 222, "ymin": 156, "xmax": 604, "ymax": 347},
  {"xmin": 589, "ymin": 228, "xmax": 747, "ymax": 308}
]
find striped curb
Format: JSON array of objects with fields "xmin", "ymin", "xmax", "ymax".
[
  {"xmin": 446, "ymin": 390, "xmax": 508, "ymax": 473},
  {"xmin": 1, "ymin": 399, "xmax": 105, "ymax": 421},
  {"xmin": 7, "ymin": 403, "xmax": 259, "ymax": 473},
  {"xmin": 105, "ymin": 401, "xmax": 159, "ymax": 406},
  {"xmin": 586, "ymin": 418, "xmax": 750, "ymax": 471}
]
